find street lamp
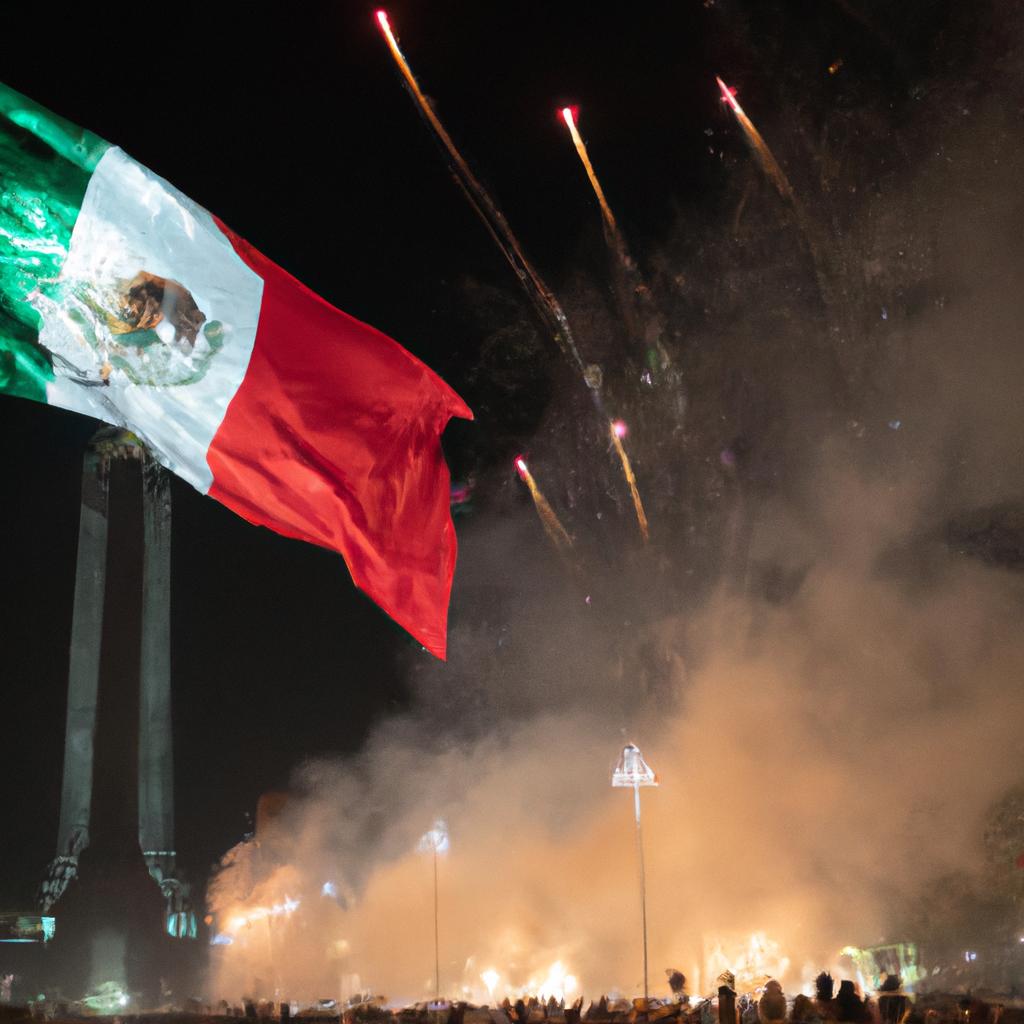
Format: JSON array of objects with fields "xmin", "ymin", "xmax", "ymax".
[
  {"xmin": 612, "ymin": 743, "xmax": 658, "ymax": 1008},
  {"xmin": 418, "ymin": 819, "xmax": 450, "ymax": 1003}
]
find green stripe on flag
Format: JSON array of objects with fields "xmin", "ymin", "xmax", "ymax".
[{"xmin": 0, "ymin": 82, "xmax": 110, "ymax": 403}]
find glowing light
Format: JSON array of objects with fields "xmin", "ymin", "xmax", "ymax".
[
  {"xmin": 561, "ymin": 103, "xmax": 618, "ymax": 235},
  {"xmin": 612, "ymin": 743, "xmax": 658, "ymax": 788},
  {"xmin": 322, "ymin": 881, "xmax": 337, "ymax": 897},
  {"xmin": 705, "ymin": 933, "xmax": 791, "ymax": 993},
  {"xmin": 612, "ymin": 419, "xmax": 628, "ymax": 439},
  {"xmin": 481, "ymin": 969, "xmax": 500, "ymax": 1000},
  {"xmin": 419, "ymin": 819, "xmax": 450, "ymax": 854},
  {"xmin": 224, "ymin": 896, "xmax": 301, "ymax": 935},
  {"xmin": 609, "ymin": 423, "xmax": 649, "ymax": 542},
  {"xmin": 514, "ymin": 458, "xmax": 573, "ymax": 556},
  {"xmin": 375, "ymin": 8, "xmax": 591, "ymax": 379},
  {"xmin": 527, "ymin": 961, "xmax": 576, "ymax": 1002},
  {"xmin": 715, "ymin": 75, "xmax": 794, "ymax": 203},
  {"xmin": 715, "ymin": 76, "xmax": 743, "ymax": 114}
]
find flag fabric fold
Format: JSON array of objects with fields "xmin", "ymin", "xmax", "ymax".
[{"xmin": 0, "ymin": 82, "xmax": 471, "ymax": 658}]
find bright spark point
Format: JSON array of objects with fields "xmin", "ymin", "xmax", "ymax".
[
  {"xmin": 481, "ymin": 969, "xmax": 500, "ymax": 999},
  {"xmin": 716, "ymin": 76, "xmax": 742, "ymax": 114},
  {"xmin": 418, "ymin": 818, "xmax": 450, "ymax": 854},
  {"xmin": 515, "ymin": 456, "xmax": 528, "ymax": 478},
  {"xmin": 375, "ymin": 10, "xmax": 390, "ymax": 31},
  {"xmin": 612, "ymin": 419, "xmax": 627, "ymax": 439},
  {"xmin": 561, "ymin": 106, "xmax": 577, "ymax": 128}
]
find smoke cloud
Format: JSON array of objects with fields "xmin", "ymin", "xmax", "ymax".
[{"xmin": 207, "ymin": 8, "xmax": 1024, "ymax": 1008}]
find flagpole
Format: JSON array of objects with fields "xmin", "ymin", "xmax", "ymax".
[
  {"xmin": 635, "ymin": 781, "xmax": 649, "ymax": 1008},
  {"xmin": 612, "ymin": 744, "xmax": 657, "ymax": 1013},
  {"xmin": 433, "ymin": 844, "xmax": 440, "ymax": 1002}
]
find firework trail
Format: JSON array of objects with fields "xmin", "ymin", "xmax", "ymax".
[
  {"xmin": 375, "ymin": 10, "xmax": 590, "ymax": 381},
  {"xmin": 561, "ymin": 106, "xmax": 619, "ymax": 240},
  {"xmin": 716, "ymin": 76, "xmax": 845, "ymax": 355},
  {"xmin": 376, "ymin": 12, "xmax": 652, "ymax": 541},
  {"xmin": 716, "ymin": 77, "xmax": 795, "ymax": 203},
  {"xmin": 515, "ymin": 457, "xmax": 574, "ymax": 557},
  {"xmin": 609, "ymin": 421, "xmax": 649, "ymax": 544},
  {"xmin": 560, "ymin": 106, "xmax": 668, "ymax": 367}
]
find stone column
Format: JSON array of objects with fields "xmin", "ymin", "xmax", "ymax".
[
  {"xmin": 138, "ymin": 455, "xmax": 175, "ymax": 891},
  {"xmin": 41, "ymin": 443, "xmax": 110, "ymax": 910}
]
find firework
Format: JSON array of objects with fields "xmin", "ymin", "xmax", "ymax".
[
  {"xmin": 561, "ymin": 107, "xmax": 618, "ymax": 238},
  {"xmin": 376, "ymin": 12, "xmax": 654, "ymax": 532},
  {"xmin": 375, "ymin": 10, "xmax": 591, "ymax": 381},
  {"xmin": 609, "ymin": 423, "xmax": 649, "ymax": 543},
  {"xmin": 715, "ymin": 76, "xmax": 795, "ymax": 203},
  {"xmin": 561, "ymin": 106, "xmax": 673, "ymax": 378},
  {"xmin": 515, "ymin": 457, "xmax": 573, "ymax": 556},
  {"xmin": 715, "ymin": 76, "xmax": 839, "ymax": 326}
]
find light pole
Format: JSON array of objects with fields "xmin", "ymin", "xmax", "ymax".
[
  {"xmin": 418, "ymin": 819, "xmax": 449, "ymax": 1003},
  {"xmin": 612, "ymin": 743, "xmax": 658, "ymax": 1009}
]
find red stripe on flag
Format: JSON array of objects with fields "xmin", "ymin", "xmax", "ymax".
[{"xmin": 206, "ymin": 219, "xmax": 472, "ymax": 659}]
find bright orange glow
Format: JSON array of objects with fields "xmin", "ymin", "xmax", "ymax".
[
  {"xmin": 610, "ymin": 422, "xmax": 649, "ymax": 543},
  {"xmin": 561, "ymin": 104, "xmax": 618, "ymax": 235},
  {"xmin": 716, "ymin": 75, "xmax": 743, "ymax": 114},
  {"xmin": 514, "ymin": 459, "xmax": 573, "ymax": 555},
  {"xmin": 374, "ymin": 5, "xmax": 592, "ymax": 380},
  {"xmin": 716, "ymin": 75, "xmax": 794, "ymax": 202}
]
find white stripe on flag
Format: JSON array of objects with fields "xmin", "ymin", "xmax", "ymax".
[{"xmin": 36, "ymin": 147, "xmax": 263, "ymax": 492}]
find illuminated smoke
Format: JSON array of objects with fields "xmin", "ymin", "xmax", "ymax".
[{"xmin": 207, "ymin": 23, "xmax": 1024, "ymax": 1011}]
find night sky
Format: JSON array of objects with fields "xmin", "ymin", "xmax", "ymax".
[{"xmin": 0, "ymin": 1, "xmax": 978, "ymax": 908}]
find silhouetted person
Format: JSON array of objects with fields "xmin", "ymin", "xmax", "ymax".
[
  {"xmin": 815, "ymin": 974, "xmax": 836, "ymax": 1021},
  {"xmin": 668, "ymin": 970, "xmax": 687, "ymax": 1001},
  {"xmin": 792, "ymin": 995, "xmax": 824, "ymax": 1024},
  {"xmin": 878, "ymin": 976, "xmax": 908, "ymax": 1024},
  {"xmin": 836, "ymin": 982, "xmax": 868, "ymax": 1024},
  {"xmin": 759, "ymin": 981, "xmax": 787, "ymax": 1024}
]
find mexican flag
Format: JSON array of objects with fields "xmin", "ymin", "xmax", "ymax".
[{"xmin": 0, "ymin": 82, "xmax": 471, "ymax": 659}]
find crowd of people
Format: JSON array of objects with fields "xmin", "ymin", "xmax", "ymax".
[{"xmin": 727, "ymin": 973, "xmax": 912, "ymax": 1024}]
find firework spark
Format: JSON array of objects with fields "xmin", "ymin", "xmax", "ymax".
[
  {"xmin": 561, "ymin": 106, "xmax": 618, "ymax": 237},
  {"xmin": 609, "ymin": 423, "xmax": 649, "ymax": 543},
  {"xmin": 715, "ymin": 76, "xmax": 795, "ymax": 202},
  {"xmin": 515, "ymin": 457, "xmax": 573, "ymax": 556},
  {"xmin": 560, "ymin": 106, "xmax": 673, "ymax": 378},
  {"xmin": 716, "ymin": 76, "xmax": 849, "ymax": 350},
  {"xmin": 375, "ymin": 10, "xmax": 591, "ymax": 380}
]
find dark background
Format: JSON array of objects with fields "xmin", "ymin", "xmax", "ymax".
[{"xmin": 0, "ymin": 1, "xmax": 985, "ymax": 906}]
